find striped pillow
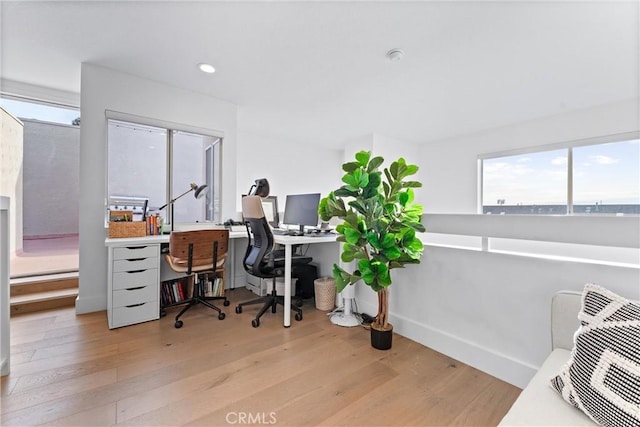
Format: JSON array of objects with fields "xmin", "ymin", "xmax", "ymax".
[{"xmin": 550, "ymin": 283, "xmax": 640, "ymax": 427}]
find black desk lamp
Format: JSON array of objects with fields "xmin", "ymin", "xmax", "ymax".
[{"xmin": 158, "ymin": 182, "xmax": 208, "ymax": 232}]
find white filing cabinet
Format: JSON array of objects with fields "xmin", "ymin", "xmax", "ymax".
[{"xmin": 107, "ymin": 243, "xmax": 160, "ymax": 329}]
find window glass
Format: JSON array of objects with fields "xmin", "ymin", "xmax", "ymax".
[
  {"xmin": 483, "ymin": 149, "xmax": 568, "ymax": 214},
  {"xmin": 107, "ymin": 120, "xmax": 167, "ymax": 215},
  {"xmin": 171, "ymin": 130, "xmax": 213, "ymax": 223},
  {"xmin": 573, "ymin": 140, "xmax": 640, "ymax": 215},
  {"xmin": 0, "ymin": 98, "xmax": 79, "ymax": 125},
  {"xmin": 107, "ymin": 118, "xmax": 222, "ymax": 226}
]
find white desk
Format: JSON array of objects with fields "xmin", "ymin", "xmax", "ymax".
[
  {"xmin": 104, "ymin": 231, "xmax": 245, "ymax": 328},
  {"xmin": 273, "ymin": 233, "xmax": 338, "ymax": 327},
  {"xmin": 105, "ymin": 230, "xmax": 339, "ymax": 328}
]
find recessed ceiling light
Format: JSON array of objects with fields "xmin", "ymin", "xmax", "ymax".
[
  {"xmin": 386, "ymin": 49, "xmax": 404, "ymax": 61},
  {"xmin": 198, "ymin": 63, "xmax": 215, "ymax": 74}
]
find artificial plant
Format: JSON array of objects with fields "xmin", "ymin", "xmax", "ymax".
[{"xmin": 318, "ymin": 150, "xmax": 425, "ymax": 331}]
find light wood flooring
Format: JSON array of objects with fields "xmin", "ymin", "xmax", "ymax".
[{"xmin": 1, "ymin": 288, "xmax": 521, "ymax": 426}]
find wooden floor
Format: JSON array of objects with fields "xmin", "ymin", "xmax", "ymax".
[{"xmin": 1, "ymin": 288, "xmax": 520, "ymax": 426}]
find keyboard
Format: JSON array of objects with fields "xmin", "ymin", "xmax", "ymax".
[{"xmin": 272, "ymin": 228, "xmax": 288, "ymax": 235}]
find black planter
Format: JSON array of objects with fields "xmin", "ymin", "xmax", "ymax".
[{"xmin": 370, "ymin": 324, "xmax": 393, "ymax": 350}]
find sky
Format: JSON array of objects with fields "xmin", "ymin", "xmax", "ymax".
[
  {"xmin": 0, "ymin": 98, "xmax": 79, "ymax": 125},
  {"xmin": 483, "ymin": 139, "xmax": 640, "ymax": 206}
]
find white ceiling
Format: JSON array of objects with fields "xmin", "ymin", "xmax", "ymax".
[{"xmin": 1, "ymin": 1, "xmax": 637, "ymax": 148}]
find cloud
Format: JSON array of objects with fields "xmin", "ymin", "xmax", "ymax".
[
  {"xmin": 551, "ymin": 156, "xmax": 567, "ymax": 166},
  {"xmin": 589, "ymin": 155, "xmax": 619, "ymax": 165}
]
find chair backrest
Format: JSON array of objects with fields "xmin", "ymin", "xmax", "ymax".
[
  {"xmin": 168, "ymin": 229, "xmax": 229, "ymax": 274},
  {"xmin": 242, "ymin": 195, "xmax": 275, "ymax": 277}
]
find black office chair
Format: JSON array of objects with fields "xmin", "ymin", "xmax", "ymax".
[
  {"xmin": 235, "ymin": 195, "xmax": 303, "ymax": 327},
  {"xmin": 164, "ymin": 229, "xmax": 231, "ymax": 328}
]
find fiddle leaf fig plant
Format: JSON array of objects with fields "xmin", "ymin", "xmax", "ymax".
[{"xmin": 318, "ymin": 150, "xmax": 425, "ymax": 331}]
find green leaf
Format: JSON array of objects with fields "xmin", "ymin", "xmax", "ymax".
[
  {"xmin": 334, "ymin": 187, "xmax": 359, "ymax": 198},
  {"xmin": 349, "ymin": 200, "xmax": 367, "ymax": 215},
  {"xmin": 403, "ymin": 181, "xmax": 422, "ymax": 188},
  {"xmin": 366, "ymin": 172, "xmax": 381, "ymax": 190},
  {"xmin": 399, "ymin": 191, "xmax": 409, "ymax": 207},
  {"xmin": 383, "ymin": 246, "xmax": 402, "ymax": 260},
  {"xmin": 342, "ymin": 162, "xmax": 360, "ymax": 173},
  {"xmin": 381, "ymin": 233, "xmax": 395, "ymax": 248},
  {"xmin": 404, "ymin": 164, "xmax": 419, "ymax": 177},
  {"xmin": 366, "ymin": 232, "xmax": 380, "ymax": 249},
  {"xmin": 355, "ymin": 151, "xmax": 371, "ymax": 166},
  {"xmin": 367, "ymin": 156, "xmax": 384, "ymax": 172},
  {"xmin": 343, "ymin": 227, "xmax": 361, "ymax": 244}
]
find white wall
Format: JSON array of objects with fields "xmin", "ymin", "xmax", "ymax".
[
  {"xmin": 235, "ymin": 130, "xmax": 343, "ymax": 219},
  {"xmin": 77, "ymin": 63, "xmax": 238, "ymax": 314},
  {"xmin": 354, "ymin": 98, "xmax": 640, "ymax": 388},
  {"xmin": 0, "ymin": 108, "xmax": 23, "ymax": 254},
  {"xmin": 22, "ymin": 119, "xmax": 79, "ymax": 237}
]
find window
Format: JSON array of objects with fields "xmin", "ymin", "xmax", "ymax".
[
  {"xmin": 107, "ymin": 117, "xmax": 222, "ymax": 226},
  {"xmin": 573, "ymin": 141, "xmax": 640, "ymax": 215},
  {"xmin": 481, "ymin": 134, "xmax": 640, "ymax": 215}
]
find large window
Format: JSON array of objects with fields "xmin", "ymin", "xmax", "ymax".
[
  {"xmin": 481, "ymin": 134, "xmax": 640, "ymax": 215},
  {"xmin": 107, "ymin": 117, "xmax": 222, "ymax": 226}
]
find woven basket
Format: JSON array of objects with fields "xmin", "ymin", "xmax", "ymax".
[
  {"xmin": 314, "ymin": 277, "xmax": 336, "ymax": 311},
  {"xmin": 108, "ymin": 221, "xmax": 147, "ymax": 238}
]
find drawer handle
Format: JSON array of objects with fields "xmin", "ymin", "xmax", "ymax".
[
  {"xmin": 126, "ymin": 246, "xmax": 148, "ymax": 250},
  {"xmin": 125, "ymin": 269, "xmax": 146, "ymax": 274},
  {"xmin": 125, "ymin": 258, "xmax": 146, "ymax": 262},
  {"xmin": 125, "ymin": 286, "xmax": 146, "ymax": 291},
  {"xmin": 126, "ymin": 302, "xmax": 146, "ymax": 308}
]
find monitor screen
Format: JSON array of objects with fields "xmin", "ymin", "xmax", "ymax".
[
  {"xmin": 261, "ymin": 196, "xmax": 279, "ymax": 227},
  {"xmin": 283, "ymin": 193, "xmax": 321, "ymax": 235}
]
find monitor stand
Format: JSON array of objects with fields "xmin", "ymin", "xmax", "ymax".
[{"xmin": 288, "ymin": 225, "xmax": 305, "ymax": 236}]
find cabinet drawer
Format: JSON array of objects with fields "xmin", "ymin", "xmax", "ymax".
[
  {"xmin": 113, "ymin": 257, "xmax": 158, "ymax": 272},
  {"xmin": 113, "ymin": 269, "xmax": 158, "ymax": 291},
  {"xmin": 112, "ymin": 285, "xmax": 158, "ymax": 308},
  {"xmin": 113, "ymin": 245, "xmax": 158, "ymax": 260},
  {"xmin": 110, "ymin": 301, "xmax": 158, "ymax": 329}
]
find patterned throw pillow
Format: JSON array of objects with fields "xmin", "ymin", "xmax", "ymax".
[{"xmin": 550, "ymin": 283, "xmax": 640, "ymax": 427}]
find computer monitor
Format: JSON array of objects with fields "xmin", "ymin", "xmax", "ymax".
[
  {"xmin": 283, "ymin": 193, "xmax": 321, "ymax": 235},
  {"xmin": 260, "ymin": 196, "xmax": 279, "ymax": 228}
]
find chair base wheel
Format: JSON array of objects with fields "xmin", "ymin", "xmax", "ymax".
[
  {"xmin": 295, "ymin": 312, "xmax": 303, "ymax": 321},
  {"xmin": 175, "ymin": 320, "xmax": 183, "ymax": 328},
  {"xmin": 235, "ymin": 306, "xmax": 242, "ymax": 314},
  {"xmin": 251, "ymin": 319, "xmax": 260, "ymax": 328},
  {"xmin": 218, "ymin": 312, "xmax": 226, "ymax": 320},
  {"xmin": 223, "ymin": 300, "xmax": 230, "ymax": 306}
]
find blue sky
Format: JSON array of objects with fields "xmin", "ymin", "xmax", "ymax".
[
  {"xmin": 1, "ymin": 98, "xmax": 79, "ymax": 125},
  {"xmin": 483, "ymin": 139, "xmax": 640, "ymax": 205}
]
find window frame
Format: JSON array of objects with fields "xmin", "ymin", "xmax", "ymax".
[
  {"xmin": 478, "ymin": 131, "xmax": 640, "ymax": 215},
  {"xmin": 105, "ymin": 110, "xmax": 224, "ymax": 226}
]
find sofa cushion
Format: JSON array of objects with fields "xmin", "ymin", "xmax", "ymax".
[
  {"xmin": 550, "ymin": 284, "xmax": 640, "ymax": 427},
  {"xmin": 499, "ymin": 349, "xmax": 597, "ymax": 426}
]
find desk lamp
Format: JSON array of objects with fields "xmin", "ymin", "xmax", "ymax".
[{"xmin": 158, "ymin": 182, "xmax": 208, "ymax": 232}]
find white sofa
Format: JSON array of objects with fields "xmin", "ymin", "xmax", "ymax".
[{"xmin": 499, "ymin": 291, "xmax": 597, "ymax": 426}]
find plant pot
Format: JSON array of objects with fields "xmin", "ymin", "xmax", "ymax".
[{"xmin": 370, "ymin": 323, "xmax": 393, "ymax": 350}]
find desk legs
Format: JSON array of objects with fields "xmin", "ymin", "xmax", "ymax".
[{"xmin": 283, "ymin": 244, "xmax": 292, "ymax": 327}]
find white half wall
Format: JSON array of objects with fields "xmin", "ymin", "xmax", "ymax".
[
  {"xmin": 355, "ymin": 99, "xmax": 640, "ymax": 388},
  {"xmin": 77, "ymin": 63, "xmax": 238, "ymax": 314}
]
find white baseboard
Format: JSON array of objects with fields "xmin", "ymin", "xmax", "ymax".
[{"xmin": 358, "ymin": 300, "xmax": 537, "ymax": 389}]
